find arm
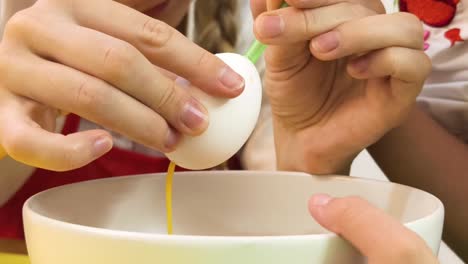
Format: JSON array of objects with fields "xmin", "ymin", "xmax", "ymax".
[{"xmin": 368, "ymin": 106, "xmax": 468, "ymax": 261}]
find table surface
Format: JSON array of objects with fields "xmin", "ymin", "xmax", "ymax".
[
  {"xmin": 0, "ymin": 239, "xmax": 28, "ymax": 263},
  {"xmin": 0, "ymin": 239, "xmax": 27, "ymax": 254},
  {"xmin": 0, "ymin": 252, "xmax": 29, "ymax": 264}
]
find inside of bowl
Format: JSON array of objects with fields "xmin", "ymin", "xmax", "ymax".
[{"xmin": 27, "ymin": 171, "xmax": 441, "ymax": 237}]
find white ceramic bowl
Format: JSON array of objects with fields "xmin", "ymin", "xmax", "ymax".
[{"xmin": 23, "ymin": 171, "xmax": 444, "ymax": 264}]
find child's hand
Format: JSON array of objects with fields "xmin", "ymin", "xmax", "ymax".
[
  {"xmin": 309, "ymin": 194, "xmax": 438, "ymax": 263},
  {"xmin": 252, "ymin": 0, "xmax": 431, "ymax": 174},
  {"xmin": 0, "ymin": 0, "xmax": 245, "ymax": 171}
]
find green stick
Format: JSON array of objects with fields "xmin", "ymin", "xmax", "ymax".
[
  {"xmin": 245, "ymin": 41, "xmax": 267, "ymax": 64},
  {"xmin": 245, "ymin": 2, "xmax": 289, "ymax": 64}
]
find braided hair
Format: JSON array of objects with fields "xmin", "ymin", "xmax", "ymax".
[{"xmin": 194, "ymin": 0, "xmax": 239, "ymax": 53}]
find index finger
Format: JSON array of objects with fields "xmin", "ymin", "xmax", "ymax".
[
  {"xmin": 72, "ymin": 0, "xmax": 245, "ymax": 98},
  {"xmin": 309, "ymin": 195, "xmax": 436, "ymax": 263},
  {"xmin": 284, "ymin": 0, "xmax": 385, "ymax": 14}
]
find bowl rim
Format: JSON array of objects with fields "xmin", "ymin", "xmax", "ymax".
[{"xmin": 23, "ymin": 170, "xmax": 444, "ymax": 242}]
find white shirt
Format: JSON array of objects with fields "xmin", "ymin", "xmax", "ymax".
[{"xmin": 386, "ymin": 0, "xmax": 468, "ymax": 143}]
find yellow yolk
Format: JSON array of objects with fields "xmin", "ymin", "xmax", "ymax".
[{"xmin": 166, "ymin": 161, "xmax": 176, "ymax": 235}]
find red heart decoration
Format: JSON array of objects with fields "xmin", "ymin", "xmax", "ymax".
[
  {"xmin": 445, "ymin": 28, "xmax": 464, "ymax": 46},
  {"xmin": 400, "ymin": 0, "xmax": 459, "ymax": 27}
]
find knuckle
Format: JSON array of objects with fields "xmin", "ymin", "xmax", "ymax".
[
  {"xmin": 73, "ymin": 77, "xmax": 103, "ymax": 110},
  {"xmin": 405, "ymin": 51, "xmax": 432, "ymax": 86},
  {"xmin": 131, "ymin": 111, "xmax": 169, "ymax": 150},
  {"xmin": 4, "ymin": 9, "xmax": 37, "ymax": 38},
  {"xmin": 102, "ymin": 42, "xmax": 138, "ymax": 81},
  {"xmin": 154, "ymin": 81, "xmax": 178, "ymax": 112},
  {"xmin": 140, "ymin": 19, "xmax": 173, "ymax": 48},
  {"xmin": 420, "ymin": 53, "xmax": 433, "ymax": 78},
  {"xmin": 144, "ymin": 118, "xmax": 168, "ymax": 146},
  {"xmin": 347, "ymin": 3, "xmax": 374, "ymax": 17},
  {"xmin": 399, "ymin": 12, "xmax": 423, "ymax": 28},
  {"xmin": 386, "ymin": 48, "xmax": 430, "ymax": 85},
  {"xmin": 303, "ymin": 9, "xmax": 316, "ymax": 36},
  {"xmin": 197, "ymin": 50, "xmax": 212, "ymax": 68},
  {"xmin": 397, "ymin": 12, "xmax": 425, "ymax": 48},
  {"xmin": 383, "ymin": 48, "xmax": 402, "ymax": 77}
]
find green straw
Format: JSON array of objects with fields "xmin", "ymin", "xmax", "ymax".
[
  {"xmin": 245, "ymin": 2, "xmax": 289, "ymax": 64},
  {"xmin": 245, "ymin": 41, "xmax": 267, "ymax": 64}
]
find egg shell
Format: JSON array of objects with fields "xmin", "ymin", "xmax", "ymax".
[{"xmin": 166, "ymin": 53, "xmax": 262, "ymax": 170}]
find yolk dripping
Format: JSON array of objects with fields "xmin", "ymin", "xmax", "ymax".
[{"xmin": 166, "ymin": 161, "xmax": 176, "ymax": 235}]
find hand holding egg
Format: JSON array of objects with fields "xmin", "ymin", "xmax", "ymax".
[
  {"xmin": 0, "ymin": 0, "xmax": 246, "ymax": 171},
  {"xmin": 167, "ymin": 53, "xmax": 262, "ymax": 170}
]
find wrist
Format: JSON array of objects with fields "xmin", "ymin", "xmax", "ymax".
[
  {"xmin": 277, "ymin": 148, "xmax": 355, "ymax": 175},
  {"xmin": 274, "ymin": 125, "xmax": 357, "ymax": 175}
]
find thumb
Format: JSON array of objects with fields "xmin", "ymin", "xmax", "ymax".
[
  {"xmin": 1, "ymin": 119, "xmax": 113, "ymax": 171},
  {"xmin": 253, "ymin": 5, "xmax": 312, "ymax": 81},
  {"xmin": 308, "ymin": 194, "xmax": 436, "ymax": 263}
]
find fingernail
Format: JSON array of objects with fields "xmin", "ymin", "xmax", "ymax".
[
  {"xmin": 165, "ymin": 129, "xmax": 180, "ymax": 151},
  {"xmin": 312, "ymin": 32, "xmax": 340, "ymax": 53},
  {"xmin": 311, "ymin": 194, "xmax": 333, "ymax": 207},
  {"xmin": 93, "ymin": 136, "xmax": 113, "ymax": 155},
  {"xmin": 218, "ymin": 66, "xmax": 245, "ymax": 91},
  {"xmin": 258, "ymin": 15, "xmax": 285, "ymax": 38},
  {"xmin": 350, "ymin": 58, "xmax": 369, "ymax": 73},
  {"xmin": 181, "ymin": 99, "xmax": 209, "ymax": 132}
]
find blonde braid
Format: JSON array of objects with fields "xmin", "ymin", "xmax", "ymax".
[{"xmin": 194, "ymin": 0, "xmax": 239, "ymax": 54}]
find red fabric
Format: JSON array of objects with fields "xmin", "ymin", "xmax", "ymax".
[
  {"xmin": 400, "ymin": 0, "xmax": 459, "ymax": 27},
  {"xmin": 0, "ymin": 114, "xmax": 184, "ymax": 240}
]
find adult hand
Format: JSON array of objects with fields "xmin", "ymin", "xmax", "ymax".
[{"xmin": 0, "ymin": 0, "xmax": 245, "ymax": 170}]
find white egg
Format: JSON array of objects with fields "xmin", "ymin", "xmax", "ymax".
[{"xmin": 166, "ymin": 53, "xmax": 262, "ymax": 170}]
